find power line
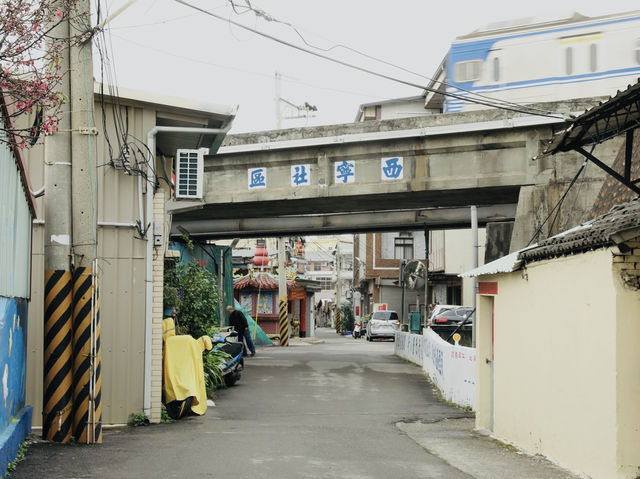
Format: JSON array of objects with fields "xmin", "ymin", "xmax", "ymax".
[
  {"xmin": 106, "ymin": 13, "xmax": 199, "ymax": 30},
  {"xmin": 218, "ymin": 0, "xmax": 563, "ymax": 118},
  {"xmin": 108, "ymin": 33, "xmax": 384, "ymax": 101},
  {"xmin": 526, "ymin": 158, "xmax": 590, "ymax": 247},
  {"xmin": 174, "ymin": 0, "xmax": 564, "ymax": 119}
]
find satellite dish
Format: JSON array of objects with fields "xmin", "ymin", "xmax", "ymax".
[{"xmin": 403, "ymin": 260, "xmax": 425, "ymax": 290}]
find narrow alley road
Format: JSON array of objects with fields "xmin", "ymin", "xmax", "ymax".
[{"xmin": 14, "ymin": 328, "xmax": 472, "ymax": 479}]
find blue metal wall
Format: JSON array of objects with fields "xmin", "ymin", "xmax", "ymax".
[
  {"xmin": 0, "ymin": 297, "xmax": 28, "ymax": 429},
  {"xmin": 0, "ymin": 125, "xmax": 32, "ymax": 299},
  {"xmin": 0, "ymin": 117, "xmax": 33, "ymax": 474}
]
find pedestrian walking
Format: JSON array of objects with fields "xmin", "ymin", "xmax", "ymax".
[{"xmin": 226, "ymin": 305, "xmax": 256, "ymax": 357}]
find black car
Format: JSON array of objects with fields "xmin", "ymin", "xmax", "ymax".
[{"xmin": 430, "ymin": 307, "xmax": 474, "ymax": 326}]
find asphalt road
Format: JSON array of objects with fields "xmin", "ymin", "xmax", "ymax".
[{"xmin": 13, "ymin": 328, "xmax": 472, "ymax": 479}]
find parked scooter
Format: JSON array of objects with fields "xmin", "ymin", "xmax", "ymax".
[
  {"xmin": 211, "ymin": 330, "xmax": 244, "ymax": 387},
  {"xmin": 353, "ymin": 322, "xmax": 362, "ymax": 339}
]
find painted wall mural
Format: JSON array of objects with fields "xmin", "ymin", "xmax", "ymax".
[
  {"xmin": 0, "ymin": 297, "xmax": 28, "ymax": 433},
  {"xmin": 257, "ymin": 292, "xmax": 274, "ymax": 315},
  {"xmin": 239, "ymin": 291, "xmax": 253, "ymax": 313}
]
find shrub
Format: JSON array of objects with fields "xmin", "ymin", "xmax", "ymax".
[
  {"xmin": 340, "ymin": 302, "xmax": 355, "ymax": 333},
  {"xmin": 164, "ymin": 260, "xmax": 220, "ymax": 339},
  {"xmin": 127, "ymin": 412, "xmax": 149, "ymax": 427}
]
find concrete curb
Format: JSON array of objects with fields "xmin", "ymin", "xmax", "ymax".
[{"xmin": 397, "ymin": 417, "xmax": 581, "ymax": 479}]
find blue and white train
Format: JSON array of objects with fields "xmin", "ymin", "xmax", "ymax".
[{"xmin": 444, "ymin": 10, "xmax": 640, "ymax": 113}]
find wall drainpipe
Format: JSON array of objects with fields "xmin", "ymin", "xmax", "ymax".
[{"xmin": 143, "ymin": 124, "xmax": 231, "ymax": 417}]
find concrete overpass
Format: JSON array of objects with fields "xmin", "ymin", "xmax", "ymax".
[{"xmin": 170, "ymin": 98, "xmax": 620, "ymax": 248}]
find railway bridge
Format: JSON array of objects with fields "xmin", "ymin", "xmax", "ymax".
[{"xmin": 170, "ymin": 98, "xmax": 622, "ymax": 252}]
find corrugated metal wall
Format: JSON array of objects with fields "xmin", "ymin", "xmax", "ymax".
[
  {"xmin": 0, "ymin": 121, "xmax": 32, "ymax": 299},
  {"xmin": 25, "ymin": 99, "xmax": 155, "ymax": 426}
]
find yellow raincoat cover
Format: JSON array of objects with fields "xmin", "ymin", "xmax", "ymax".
[{"xmin": 162, "ymin": 318, "xmax": 212, "ymax": 416}]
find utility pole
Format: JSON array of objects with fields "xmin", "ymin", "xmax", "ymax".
[
  {"xmin": 274, "ymin": 71, "xmax": 317, "ymax": 129},
  {"xmin": 334, "ymin": 247, "xmax": 341, "ymax": 331},
  {"xmin": 278, "ymin": 237, "xmax": 289, "ymax": 346},
  {"xmin": 424, "ymin": 227, "xmax": 430, "ymax": 327},
  {"xmin": 275, "ymin": 72, "xmax": 282, "ymax": 129},
  {"xmin": 400, "ymin": 259, "xmax": 406, "ymax": 328},
  {"xmin": 70, "ymin": 0, "xmax": 101, "ymax": 444},
  {"xmin": 42, "ymin": 6, "xmax": 73, "ymax": 443},
  {"xmin": 471, "ymin": 206, "xmax": 478, "ymax": 348}
]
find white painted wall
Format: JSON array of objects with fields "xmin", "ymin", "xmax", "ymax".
[
  {"xmin": 395, "ymin": 330, "xmax": 476, "ymax": 409},
  {"xmin": 379, "ymin": 101, "xmax": 429, "ymax": 120}
]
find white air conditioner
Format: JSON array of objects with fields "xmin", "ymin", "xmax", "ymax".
[{"xmin": 175, "ymin": 149, "xmax": 205, "ymax": 199}]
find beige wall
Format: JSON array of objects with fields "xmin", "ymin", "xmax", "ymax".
[
  {"xmin": 25, "ymin": 99, "xmax": 160, "ymax": 426},
  {"xmin": 476, "ymin": 249, "xmax": 629, "ymax": 479}
]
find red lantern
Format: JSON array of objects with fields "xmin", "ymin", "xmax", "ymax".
[{"xmin": 253, "ymin": 244, "xmax": 269, "ymax": 267}]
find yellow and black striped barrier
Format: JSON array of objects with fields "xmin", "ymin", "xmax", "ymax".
[
  {"xmin": 279, "ymin": 296, "xmax": 289, "ymax": 347},
  {"xmin": 335, "ymin": 309, "xmax": 341, "ymax": 333},
  {"xmin": 43, "ymin": 270, "xmax": 74, "ymax": 443},
  {"xmin": 72, "ymin": 266, "xmax": 102, "ymax": 444}
]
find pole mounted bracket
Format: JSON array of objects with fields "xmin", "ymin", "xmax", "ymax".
[{"xmin": 79, "ymin": 127, "xmax": 99, "ymax": 136}]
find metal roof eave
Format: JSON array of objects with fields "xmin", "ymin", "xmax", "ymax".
[
  {"xmin": 1, "ymin": 91, "xmax": 37, "ymax": 217},
  {"xmin": 538, "ymin": 80, "xmax": 640, "ymax": 158}
]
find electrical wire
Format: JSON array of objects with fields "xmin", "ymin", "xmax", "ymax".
[
  {"xmin": 110, "ymin": 33, "xmax": 383, "ymax": 102},
  {"xmin": 218, "ymin": 0, "xmax": 563, "ymax": 118},
  {"xmin": 174, "ymin": 0, "xmax": 564, "ymax": 119},
  {"xmin": 107, "ymin": 13, "xmax": 199, "ymax": 30},
  {"xmin": 525, "ymin": 156, "xmax": 591, "ymax": 247}
]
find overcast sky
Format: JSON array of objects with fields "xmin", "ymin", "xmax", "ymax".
[{"xmin": 98, "ymin": 0, "xmax": 640, "ymax": 133}]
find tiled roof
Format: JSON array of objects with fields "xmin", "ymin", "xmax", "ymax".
[
  {"xmin": 233, "ymin": 274, "xmax": 297, "ymax": 291},
  {"xmin": 519, "ymin": 199, "xmax": 640, "ymax": 262}
]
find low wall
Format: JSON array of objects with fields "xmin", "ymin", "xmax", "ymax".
[
  {"xmin": 395, "ymin": 329, "xmax": 476, "ymax": 410},
  {"xmin": 394, "ymin": 330, "xmax": 423, "ymax": 364}
]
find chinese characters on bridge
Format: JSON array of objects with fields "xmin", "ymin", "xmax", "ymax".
[
  {"xmin": 247, "ymin": 157, "xmax": 404, "ymax": 190},
  {"xmin": 291, "ymin": 164, "xmax": 310, "ymax": 187},
  {"xmin": 248, "ymin": 167, "xmax": 267, "ymax": 189},
  {"xmin": 381, "ymin": 157, "xmax": 403, "ymax": 180}
]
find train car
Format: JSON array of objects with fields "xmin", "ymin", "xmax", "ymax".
[{"xmin": 444, "ymin": 10, "xmax": 640, "ymax": 113}]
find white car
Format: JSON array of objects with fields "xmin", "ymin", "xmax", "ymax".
[{"xmin": 366, "ymin": 310, "xmax": 400, "ymax": 341}]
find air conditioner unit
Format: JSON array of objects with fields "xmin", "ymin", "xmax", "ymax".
[{"xmin": 175, "ymin": 149, "xmax": 205, "ymax": 199}]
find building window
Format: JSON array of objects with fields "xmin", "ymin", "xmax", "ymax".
[
  {"xmin": 565, "ymin": 47, "xmax": 573, "ymax": 75},
  {"xmin": 454, "ymin": 60, "xmax": 483, "ymax": 83},
  {"xmin": 316, "ymin": 276, "xmax": 333, "ymax": 290},
  {"xmin": 589, "ymin": 44, "xmax": 598, "ymax": 72},
  {"xmin": 363, "ymin": 105, "xmax": 380, "ymax": 121},
  {"xmin": 394, "ymin": 233, "xmax": 414, "ymax": 260}
]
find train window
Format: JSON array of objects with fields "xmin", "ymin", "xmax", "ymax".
[
  {"xmin": 454, "ymin": 60, "xmax": 483, "ymax": 82},
  {"xmin": 493, "ymin": 57, "xmax": 500, "ymax": 82},
  {"xmin": 636, "ymin": 39, "xmax": 640, "ymax": 64},
  {"xmin": 565, "ymin": 47, "xmax": 573, "ymax": 75},
  {"xmin": 589, "ymin": 44, "xmax": 598, "ymax": 72}
]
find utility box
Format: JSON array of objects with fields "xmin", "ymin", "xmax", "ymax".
[{"xmin": 409, "ymin": 312, "xmax": 422, "ymax": 334}]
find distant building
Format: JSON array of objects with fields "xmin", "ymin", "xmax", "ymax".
[
  {"xmin": 354, "ymin": 95, "xmax": 437, "ymax": 122},
  {"xmin": 354, "ymin": 230, "xmax": 486, "ymax": 320}
]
